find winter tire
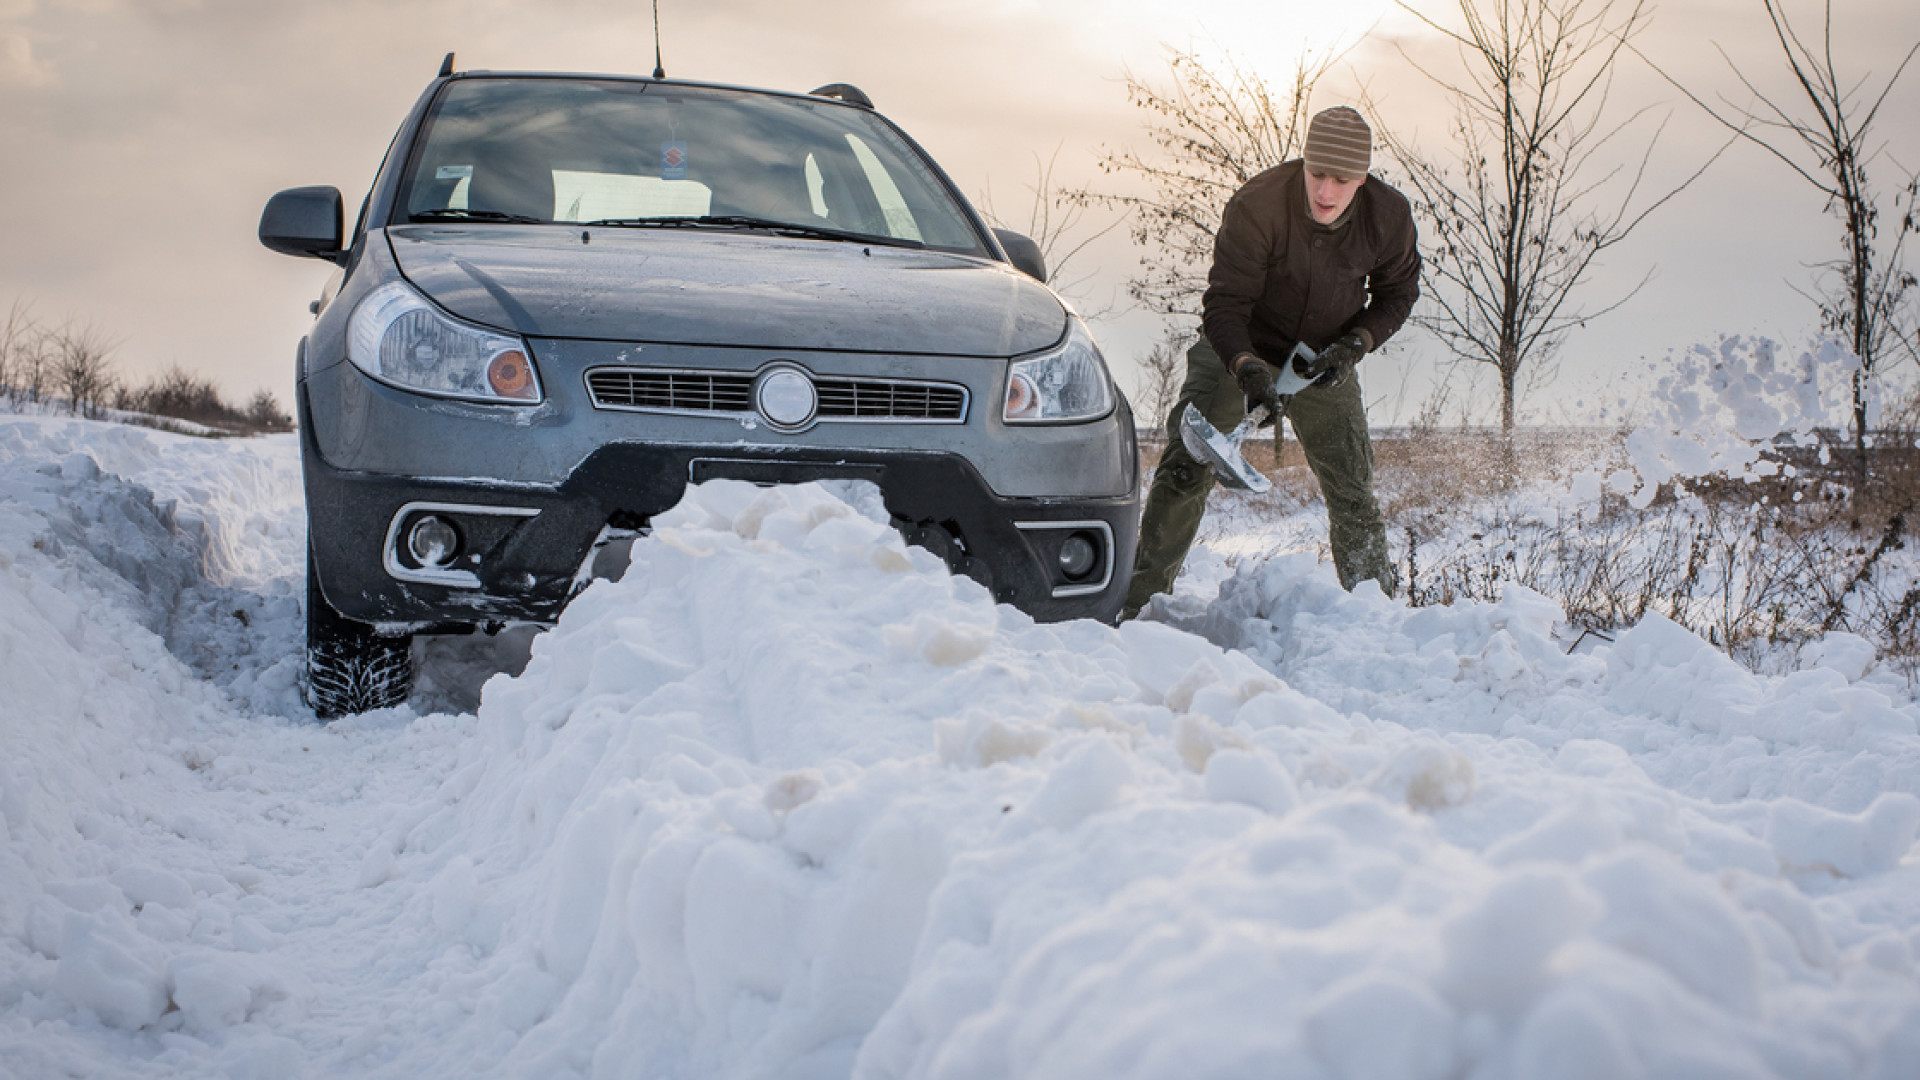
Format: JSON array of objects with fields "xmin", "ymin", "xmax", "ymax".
[{"xmin": 305, "ymin": 549, "xmax": 413, "ymax": 718}]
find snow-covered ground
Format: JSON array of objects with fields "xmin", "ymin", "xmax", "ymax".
[{"xmin": 3, "ymin": 409, "xmax": 1918, "ymax": 1079}]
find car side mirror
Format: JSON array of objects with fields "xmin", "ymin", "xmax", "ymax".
[
  {"xmin": 993, "ymin": 229, "xmax": 1047, "ymax": 283},
  {"xmin": 260, "ymin": 186, "xmax": 346, "ymax": 264}
]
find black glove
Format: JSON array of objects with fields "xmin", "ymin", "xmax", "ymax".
[
  {"xmin": 1231, "ymin": 352, "xmax": 1281, "ymax": 413},
  {"xmin": 1305, "ymin": 333, "xmax": 1367, "ymax": 387}
]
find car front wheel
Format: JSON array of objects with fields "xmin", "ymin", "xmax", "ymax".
[{"xmin": 305, "ymin": 547, "xmax": 414, "ymax": 718}]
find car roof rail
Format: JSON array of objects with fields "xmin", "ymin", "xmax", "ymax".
[
  {"xmin": 809, "ymin": 83, "xmax": 873, "ymax": 109},
  {"xmin": 438, "ymin": 52, "xmax": 455, "ymax": 78}
]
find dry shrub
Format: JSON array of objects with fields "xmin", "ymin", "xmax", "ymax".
[
  {"xmin": 115, "ymin": 365, "xmax": 293, "ymax": 435},
  {"xmin": 1137, "ymin": 405, "xmax": 1920, "ymax": 671},
  {"xmin": 1388, "ymin": 426, "xmax": 1920, "ymax": 672}
]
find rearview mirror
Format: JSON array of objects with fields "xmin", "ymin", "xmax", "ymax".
[
  {"xmin": 993, "ymin": 229, "xmax": 1047, "ymax": 283},
  {"xmin": 260, "ymin": 186, "xmax": 345, "ymax": 263}
]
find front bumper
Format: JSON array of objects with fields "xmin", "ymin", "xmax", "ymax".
[{"xmin": 304, "ymin": 425, "xmax": 1141, "ymax": 628}]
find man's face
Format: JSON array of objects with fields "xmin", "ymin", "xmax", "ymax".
[{"xmin": 1305, "ymin": 168, "xmax": 1366, "ymax": 224}]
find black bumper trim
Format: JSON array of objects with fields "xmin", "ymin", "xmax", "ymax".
[{"xmin": 304, "ymin": 437, "xmax": 1140, "ymax": 628}]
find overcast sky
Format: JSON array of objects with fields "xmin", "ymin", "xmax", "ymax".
[{"xmin": 2, "ymin": 0, "xmax": 1917, "ymax": 424}]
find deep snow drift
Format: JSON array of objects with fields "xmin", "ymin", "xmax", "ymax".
[{"xmin": 2, "ymin": 410, "xmax": 1919, "ymax": 1079}]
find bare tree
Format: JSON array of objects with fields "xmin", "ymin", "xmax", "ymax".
[
  {"xmin": 1131, "ymin": 327, "xmax": 1195, "ymax": 435},
  {"xmin": 245, "ymin": 389, "xmax": 293, "ymax": 432},
  {"xmin": 0, "ymin": 300, "xmax": 31, "ymax": 401},
  {"xmin": 51, "ymin": 322, "xmax": 121, "ymax": 418},
  {"xmin": 976, "ymin": 145, "xmax": 1127, "ymax": 318},
  {"xmin": 1377, "ymin": 0, "xmax": 1713, "ymax": 433},
  {"xmin": 3, "ymin": 301, "xmax": 53, "ymax": 407},
  {"xmin": 1072, "ymin": 47, "xmax": 1335, "ymax": 320},
  {"xmin": 1643, "ymin": 0, "xmax": 1919, "ymax": 475},
  {"xmin": 140, "ymin": 364, "xmax": 225, "ymax": 425}
]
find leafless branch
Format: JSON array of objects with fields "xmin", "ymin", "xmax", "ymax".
[
  {"xmin": 1070, "ymin": 46, "xmax": 1339, "ymax": 319},
  {"xmin": 1636, "ymin": 0, "xmax": 1918, "ymax": 476},
  {"xmin": 1375, "ymin": 0, "xmax": 1715, "ymax": 434},
  {"xmin": 976, "ymin": 145, "xmax": 1129, "ymax": 319}
]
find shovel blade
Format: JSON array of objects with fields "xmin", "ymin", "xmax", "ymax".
[{"xmin": 1178, "ymin": 404, "xmax": 1271, "ymax": 493}]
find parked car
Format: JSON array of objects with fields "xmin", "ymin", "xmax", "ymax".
[{"xmin": 260, "ymin": 56, "xmax": 1139, "ymax": 718}]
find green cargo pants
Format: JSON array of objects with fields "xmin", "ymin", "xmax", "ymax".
[{"xmin": 1122, "ymin": 337, "xmax": 1394, "ymax": 618}]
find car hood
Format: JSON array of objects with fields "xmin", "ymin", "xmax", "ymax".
[{"xmin": 385, "ymin": 225, "xmax": 1069, "ymax": 358}]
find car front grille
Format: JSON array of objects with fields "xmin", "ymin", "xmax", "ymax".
[
  {"xmin": 585, "ymin": 370, "xmax": 755, "ymax": 412},
  {"xmin": 585, "ymin": 367, "xmax": 968, "ymax": 424},
  {"xmin": 814, "ymin": 379, "xmax": 966, "ymax": 420}
]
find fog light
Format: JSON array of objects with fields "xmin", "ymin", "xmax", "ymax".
[
  {"xmin": 407, "ymin": 515, "xmax": 461, "ymax": 568},
  {"xmin": 1057, "ymin": 531, "xmax": 1098, "ymax": 580}
]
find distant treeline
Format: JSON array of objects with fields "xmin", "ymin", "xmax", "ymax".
[
  {"xmin": 117, "ymin": 366, "xmax": 294, "ymax": 435},
  {"xmin": 1, "ymin": 301, "xmax": 291, "ymax": 436}
]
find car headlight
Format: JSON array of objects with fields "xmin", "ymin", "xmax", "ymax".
[
  {"xmin": 1003, "ymin": 318, "xmax": 1115, "ymax": 423},
  {"xmin": 347, "ymin": 280, "xmax": 542, "ymax": 404}
]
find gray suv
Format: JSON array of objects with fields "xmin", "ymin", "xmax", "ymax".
[{"xmin": 261, "ymin": 58, "xmax": 1139, "ymax": 717}]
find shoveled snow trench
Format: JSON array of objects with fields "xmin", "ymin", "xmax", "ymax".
[{"xmin": 2, "ymin": 412, "xmax": 1918, "ymax": 1079}]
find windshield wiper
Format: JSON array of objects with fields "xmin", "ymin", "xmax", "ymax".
[
  {"xmin": 410, "ymin": 208, "xmax": 548, "ymax": 225},
  {"xmin": 583, "ymin": 214, "xmax": 924, "ymax": 249}
]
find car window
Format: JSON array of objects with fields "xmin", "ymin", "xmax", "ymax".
[
  {"xmin": 397, "ymin": 78, "xmax": 985, "ymax": 254},
  {"xmin": 845, "ymin": 135, "xmax": 922, "ymax": 241}
]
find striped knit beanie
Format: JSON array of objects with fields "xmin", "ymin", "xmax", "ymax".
[{"xmin": 1303, "ymin": 106, "xmax": 1372, "ymax": 178}]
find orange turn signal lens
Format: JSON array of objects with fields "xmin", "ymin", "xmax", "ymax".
[
  {"xmin": 1005, "ymin": 373, "xmax": 1038, "ymax": 419},
  {"xmin": 487, "ymin": 349, "xmax": 537, "ymax": 400}
]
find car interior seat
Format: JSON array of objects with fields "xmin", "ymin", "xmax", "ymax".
[
  {"xmin": 466, "ymin": 146, "xmax": 557, "ymax": 221},
  {"xmin": 718, "ymin": 161, "xmax": 819, "ymax": 224}
]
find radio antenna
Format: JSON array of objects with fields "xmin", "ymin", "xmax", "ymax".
[{"xmin": 651, "ymin": 0, "xmax": 665, "ymax": 79}]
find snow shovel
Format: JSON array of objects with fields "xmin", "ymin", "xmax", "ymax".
[
  {"xmin": 1179, "ymin": 404, "xmax": 1274, "ymax": 493},
  {"xmin": 1177, "ymin": 343, "xmax": 1320, "ymax": 493}
]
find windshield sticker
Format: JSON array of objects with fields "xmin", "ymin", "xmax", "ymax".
[
  {"xmin": 436, "ymin": 165, "xmax": 473, "ymax": 180},
  {"xmin": 662, "ymin": 142, "xmax": 687, "ymax": 181}
]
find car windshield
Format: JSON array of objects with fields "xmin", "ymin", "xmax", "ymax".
[{"xmin": 396, "ymin": 78, "xmax": 987, "ymax": 254}]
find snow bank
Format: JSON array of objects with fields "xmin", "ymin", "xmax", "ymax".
[
  {"xmin": 347, "ymin": 482, "xmax": 1920, "ymax": 1077},
  {"xmin": 4, "ymin": 414, "xmax": 1919, "ymax": 1079},
  {"xmin": 0, "ymin": 417, "xmax": 323, "ymax": 1076},
  {"xmin": 1179, "ymin": 553, "xmax": 1920, "ymax": 811}
]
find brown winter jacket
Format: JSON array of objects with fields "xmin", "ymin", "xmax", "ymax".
[{"xmin": 1201, "ymin": 160, "xmax": 1421, "ymax": 366}]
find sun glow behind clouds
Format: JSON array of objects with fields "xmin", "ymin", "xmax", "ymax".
[
  {"xmin": 1055, "ymin": 0, "xmax": 1401, "ymax": 71},
  {"xmin": 1183, "ymin": 0, "xmax": 1399, "ymax": 52}
]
